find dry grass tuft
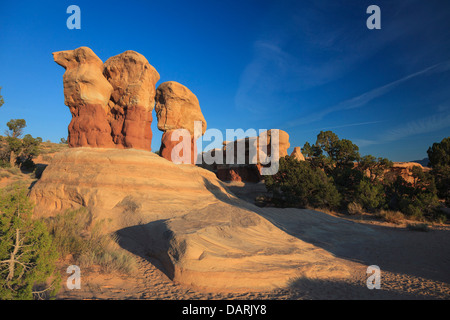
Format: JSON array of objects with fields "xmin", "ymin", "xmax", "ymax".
[{"xmin": 46, "ymin": 208, "xmax": 137, "ymax": 274}]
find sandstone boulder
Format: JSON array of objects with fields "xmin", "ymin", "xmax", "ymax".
[{"xmin": 155, "ymin": 81, "xmax": 206, "ymax": 135}]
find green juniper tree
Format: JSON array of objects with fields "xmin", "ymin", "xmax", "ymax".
[
  {"xmin": 3, "ymin": 120, "xmax": 42, "ymax": 169},
  {"xmin": 264, "ymin": 155, "xmax": 341, "ymax": 209},
  {"xmin": 0, "ymin": 186, "xmax": 59, "ymax": 299},
  {"xmin": 427, "ymin": 137, "xmax": 450, "ymax": 206}
]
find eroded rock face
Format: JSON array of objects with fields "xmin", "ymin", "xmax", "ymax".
[
  {"xmin": 103, "ymin": 51, "xmax": 160, "ymax": 150},
  {"xmin": 53, "ymin": 47, "xmax": 160, "ymax": 151},
  {"xmin": 53, "ymin": 47, "xmax": 115, "ymax": 148},
  {"xmin": 155, "ymin": 81, "xmax": 206, "ymax": 163}
]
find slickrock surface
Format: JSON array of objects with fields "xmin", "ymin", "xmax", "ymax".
[{"xmin": 30, "ymin": 148, "xmax": 354, "ymax": 291}]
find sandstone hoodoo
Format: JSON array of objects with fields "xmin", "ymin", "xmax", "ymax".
[
  {"xmin": 53, "ymin": 47, "xmax": 160, "ymax": 151},
  {"xmin": 155, "ymin": 81, "xmax": 207, "ymax": 164},
  {"xmin": 290, "ymin": 147, "xmax": 305, "ymax": 161},
  {"xmin": 53, "ymin": 47, "xmax": 115, "ymax": 148},
  {"xmin": 258, "ymin": 129, "xmax": 290, "ymax": 159},
  {"xmin": 103, "ymin": 50, "xmax": 160, "ymax": 150},
  {"xmin": 203, "ymin": 129, "xmax": 291, "ymax": 182}
]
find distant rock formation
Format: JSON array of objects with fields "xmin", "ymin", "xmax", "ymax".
[
  {"xmin": 200, "ymin": 129, "xmax": 291, "ymax": 182},
  {"xmin": 410, "ymin": 158, "xmax": 430, "ymax": 167},
  {"xmin": 155, "ymin": 81, "xmax": 206, "ymax": 164},
  {"xmin": 258, "ymin": 129, "xmax": 290, "ymax": 159},
  {"xmin": 389, "ymin": 162, "xmax": 431, "ymax": 184},
  {"xmin": 290, "ymin": 147, "xmax": 305, "ymax": 161},
  {"xmin": 53, "ymin": 47, "xmax": 160, "ymax": 151}
]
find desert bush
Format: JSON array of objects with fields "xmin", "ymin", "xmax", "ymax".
[
  {"xmin": 20, "ymin": 158, "xmax": 36, "ymax": 172},
  {"xmin": 430, "ymin": 164, "xmax": 450, "ymax": 207},
  {"xmin": 0, "ymin": 186, "xmax": 60, "ymax": 299},
  {"xmin": 377, "ymin": 209, "xmax": 405, "ymax": 224},
  {"xmin": 46, "ymin": 209, "xmax": 136, "ymax": 274},
  {"xmin": 264, "ymin": 156, "xmax": 341, "ymax": 209},
  {"xmin": 385, "ymin": 172, "xmax": 441, "ymax": 221},
  {"xmin": 347, "ymin": 201, "xmax": 364, "ymax": 215}
]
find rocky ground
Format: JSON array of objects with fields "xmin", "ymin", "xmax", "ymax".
[{"xmin": 56, "ymin": 182, "xmax": 450, "ymax": 300}]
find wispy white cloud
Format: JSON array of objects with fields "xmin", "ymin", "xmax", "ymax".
[
  {"xmin": 381, "ymin": 112, "xmax": 450, "ymax": 142},
  {"xmin": 314, "ymin": 120, "xmax": 386, "ymax": 132},
  {"xmin": 354, "ymin": 111, "xmax": 450, "ymax": 147},
  {"xmin": 285, "ymin": 60, "xmax": 450, "ymax": 128}
]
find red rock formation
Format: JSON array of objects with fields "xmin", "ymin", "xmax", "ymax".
[
  {"xmin": 53, "ymin": 47, "xmax": 160, "ymax": 151},
  {"xmin": 53, "ymin": 47, "xmax": 115, "ymax": 148},
  {"xmin": 160, "ymin": 130, "xmax": 198, "ymax": 164},
  {"xmin": 155, "ymin": 81, "xmax": 206, "ymax": 164},
  {"xmin": 103, "ymin": 51, "xmax": 160, "ymax": 151},
  {"xmin": 258, "ymin": 129, "xmax": 290, "ymax": 159},
  {"xmin": 68, "ymin": 104, "xmax": 115, "ymax": 148}
]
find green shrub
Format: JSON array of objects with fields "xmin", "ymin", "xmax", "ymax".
[
  {"xmin": 355, "ymin": 178, "xmax": 385, "ymax": 211},
  {"xmin": 0, "ymin": 186, "xmax": 60, "ymax": 299},
  {"xmin": 431, "ymin": 165, "xmax": 450, "ymax": 206},
  {"xmin": 264, "ymin": 156, "xmax": 341, "ymax": 209}
]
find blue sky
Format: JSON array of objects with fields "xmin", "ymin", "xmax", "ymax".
[{"xmin": 0, "ymin": 0, "xmax": 449, "ymax": 161}]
